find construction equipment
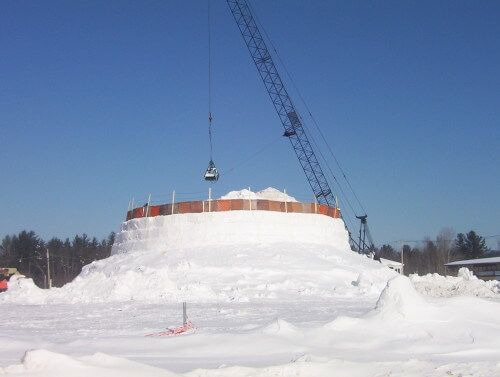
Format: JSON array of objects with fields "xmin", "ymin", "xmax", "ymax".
[
  {"xmin": 226, "ymin": 0, "xmax": 371, "ymax": 251},
  {"xmin": 204, "ymin": 159, "xmax": 219, "ymax": 181},
  {"xmin": 0, "ymin": 267, "xmax": 18, "ymax": 292},
  {"xmin": 356, "ymin": 215, "xmax": 375, "ymax": 254}
]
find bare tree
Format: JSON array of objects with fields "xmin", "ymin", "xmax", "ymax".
[{"xmin": 436, "ymin": 227, "xmax": 455, "ymax": 274}]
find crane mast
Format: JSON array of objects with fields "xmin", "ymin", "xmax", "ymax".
[{"xmin": 226, "ymin": 0, "xmax": 335, "ymax": 206}]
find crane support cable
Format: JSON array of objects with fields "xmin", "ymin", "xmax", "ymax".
[
  {"xmin": 223, "ymin": 136, "xmax": 282, "ymax": 177},
  {"xmin": 307, "ymin": 123, "xmax": 359, "ymax": 217},
  {"xmin": 247, "ymin": 3, "xmax": 367, "ymax": 216}
]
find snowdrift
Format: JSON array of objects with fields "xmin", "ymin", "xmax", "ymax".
[
  {"xmin": 324, "ymin": 275, "xmax": 500, "ymax": 355},
  {"xmin": 0, "ymin": 349, "xmax": 178, "ymax": 377}
]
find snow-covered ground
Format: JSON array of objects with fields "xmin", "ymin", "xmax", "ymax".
[{"xmin": 1, "ymin": 204, "xmax": 499, "ymax": 376}]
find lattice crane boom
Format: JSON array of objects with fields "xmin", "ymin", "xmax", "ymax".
[{"xmin": 226, "ymin": 0, "xmax": 334, "ymax": 206}]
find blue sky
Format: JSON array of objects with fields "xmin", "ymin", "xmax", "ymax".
[{"xmin": 1, "ymin": 0, "xmax": 499, "ymax": 248}]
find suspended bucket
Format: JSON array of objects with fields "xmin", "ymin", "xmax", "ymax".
[{"xmin": 204, "ymin": 160, "xmax": 219, "ymax": 182}]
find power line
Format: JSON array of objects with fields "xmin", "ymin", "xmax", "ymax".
[{"xmin": 382, "ymin": 234, "xmax": 500, "ymax": 246}]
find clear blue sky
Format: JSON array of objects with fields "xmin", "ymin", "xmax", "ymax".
[{"xmin": 1, "ymin": 0, "xmax": 499, "ymax": 248}]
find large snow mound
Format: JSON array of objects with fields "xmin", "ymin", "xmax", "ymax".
[
  {"xmin": 0, "ymin": 211, "xmax": 395, "ymax": 304},
  {"xmin": 220, "ymin": 187, "xmax": 298, "ymax": 202},
  {"xmin": 410, "ymin": 267, "xmax": 500, "ymax": 298},
  {"xmin": 1, "ymin": 242, "xmax": 394, "ymax": 304}
]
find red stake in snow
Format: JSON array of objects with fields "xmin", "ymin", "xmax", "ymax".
[
  {"xmin": 146, "ymin": 321, "xmax": 195, "ymax": 337},
  {"xmin": 146, "ymin": 302, "xmax": 195, "ymax": 337}
]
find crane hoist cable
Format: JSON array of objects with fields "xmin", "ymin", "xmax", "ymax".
[{"xmin": 204, "ymin": 0, "xmax": 219, "ymax": 182}]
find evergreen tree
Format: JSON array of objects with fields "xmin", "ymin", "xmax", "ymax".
[{"xmin": 455, "ymin": 231, "xmax": 488, "ymax": 259}]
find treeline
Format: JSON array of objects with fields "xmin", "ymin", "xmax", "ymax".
[
  {"xmin": 0, "ymin": 228, "xmax": 495, "ymax": 288},
  {"xmin": 0, "ymin": 230, "xmax": 115, "ymax": 288},
  {"xmin": 374, "ymin": 229, "xmax": 494, "ymax": 276}
]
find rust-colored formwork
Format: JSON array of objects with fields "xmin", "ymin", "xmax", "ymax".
[
  {"xmin": 126, "ymin": 198, "xmax": 341, "ymax": 221},
  {"xmin": 217, "ymin": 200, "xmax": 232, "ymax": 212},
  {"xmin": 149, "ymin": 206, "xmax": 160, "ymax": 217}
]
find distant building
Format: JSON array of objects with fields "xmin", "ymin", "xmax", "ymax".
[
  {"xmin": 445, "ymin": 257, "xmax": 500, "ymax": 281},
  {"xmin": 379, "ymin": 258, "xmax": 403, "ymax": 274}
]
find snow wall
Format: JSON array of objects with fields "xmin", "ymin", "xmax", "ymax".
[{"xmin": 112, "ymin": 211, "xmax": 350, "ymax": 255}]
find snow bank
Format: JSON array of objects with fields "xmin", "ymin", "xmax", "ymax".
[
  {"xmin": 410, "ymin": 267, "xmax": 500, "ymax": 298},
  {"xmin": 220, "ymin": 187, "xmax": 298, "ymax": 202}
]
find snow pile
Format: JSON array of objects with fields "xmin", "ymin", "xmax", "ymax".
[
  {"xmin": 220, "ymin": 187, "xmax": 298, "ymax": 202},
  {"xmin": 0, "ymin": 275, "xmax": 47, "ymax": 305},
  {"xmin": 1, "ymin": 242, "xmax": 393, "ymax": 304},
  {"xmin": 372, "ymin": 276, "xmax": 435, "ymax": 320},
  {"xmin": 0, "ymin": 210, "xmax": 395, "ymax": 304},
  {"xmin": 410, "ymin": 267, "xmax": 500, "ymax": 298}
]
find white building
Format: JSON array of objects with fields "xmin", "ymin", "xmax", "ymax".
[
  {"xmin": 379, "ymin": 258, "xmax": 403, "ymax": 274},
  {"xmin": 445, "ymin": 257, "xmax": 500, "ymax": 281}
]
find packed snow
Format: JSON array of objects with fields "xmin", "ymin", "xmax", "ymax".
[
  {"xmin": 1, "ymin": 202, "xmax": 500, "ymax": 376},
  {"xmin": 220, "ymin": 187, "xmax": 298, "ymax": 202}
]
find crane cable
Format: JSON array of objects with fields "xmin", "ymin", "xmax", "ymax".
[
  {"xmin": 247, "ymin": 2, "xmax": 368, "ymax": 217},
  {"xmin": 222, "ymin": 136, "xmax": 282, "ymax": 177},
  {"xmin": 279, "ymin": 57, "xmax": 367, "ymax": 215},
  {"xmin": 207, "ymin": 0, "xmax": 214, "ymax": 160}
]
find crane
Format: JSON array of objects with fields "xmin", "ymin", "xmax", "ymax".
[
  {"xmin": 226, "ymin": 0, "xmax": 370, "ymax": 251},
  {"xmin": 226, "ymin": 0, "xmax": 334, "ymax": 205},
  {"xmin": 356, "ymin": 215, "xmax": 375, "ymax": 254}
]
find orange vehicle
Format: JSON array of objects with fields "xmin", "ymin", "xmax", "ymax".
[{"xmin": 0, "ymin": 268, "xmax": 18, "ymax": 292}]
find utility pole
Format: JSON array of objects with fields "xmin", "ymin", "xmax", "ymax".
[
  {"xmin": 46, "ymin": 247, "xmax": 52, "ymax": 289},
  {"xmin": 400, "ymin": 244, "xmax": 404, "ymax": 275}
]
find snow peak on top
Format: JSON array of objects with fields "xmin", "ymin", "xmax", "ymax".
[{"xmin": 220, "ymin": 187, "xmax": 298, "ymax": 202}]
